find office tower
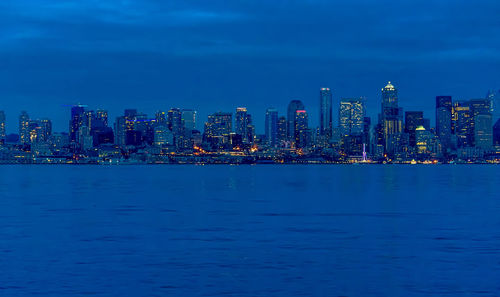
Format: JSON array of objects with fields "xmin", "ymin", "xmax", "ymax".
[
  {"xmin": 0, "ymin": 111, "xmax": 5, "ymax": 144},
  {"xmin": 405, "ymin": 111, "xmax": 424, "ymax": 147},
  {"xmin": 114, "ymin": 116, "xmax": 127, "ymax": 146},
  {"xmin": 277, "ymin": 116, "xmax": 287, "ymax": 144},
  {"xmin": 181, "ymin": 109, "xmax": 196, "ymax": 131},
  {"xmin": 167, "ymin": 108, "xmax": 183, "ymax": 135},
  {"xmin": 38, "ymin": 118, "xmax": 52, "ymax": 142},
  {"xmin": 470, "ymin": 98, "xmax": 493, "ymax": 148},
  {"xmin": 416, "ymin": 126, "xmax": 431, "ymax": 154},
  {"xmin": 436, "ymin": 96, "xmax": 453, "ymax": 152},
  {"xmin": 19, "ymin": 111, "xmax": 30, "ymax": 144},
  {"xmin": 287, "ymin": 100, "xmax": 305, "ymax": 140},
  {"xmin": 154, "ymin": 125, "xmax": 174, "ymax": 146},
  {"xmin": 69, "ymin": 104, "xmax": 86, "ymax": 143},
  {"xmin": 319, "ymin": 88, "xmax": 333, "ymax": 138},
  {"xmin": 235, "ymin": 107, "xmax": 248, "ymax": 137},
  {"xmin": 294, "ymin": 110, "xmax": 309, "ymax": 148},
  {"xmin": 379, "ymin": 82, "xmax": 403, "ymax": 155},
  {"xmin": 203, "ymin": 112, "xmax": 232, "ymax": 148},
  {"xmin": 453, "ymin": 101, "xmax": 473, "ymax": 148},
  {"xmin": 494, "ymin": 119, "xmax": 500, "ymax": 146},
  {"xmin": 339, "ymin": 98, "xmax": 365, "ymax": 136},
  {"xmin": 265, "ymin": 108, "xmax": 279, "ymax": 147}
]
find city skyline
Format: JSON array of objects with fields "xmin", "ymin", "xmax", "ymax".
[{"xmin": 0, "ymin": 82, "xmax": 498, "ymax": 135}]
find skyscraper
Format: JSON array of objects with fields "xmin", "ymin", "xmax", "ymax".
[
  {"xmin": 436, "ymin": 96, "xmax": 453, "ymax": 152},
  {"xmin": 319, "ymin": 88, "xmax": 333, "ymax": 138},
  {"xmin": 339, "ymin": 98, "xmax": 366, "ymax": 136},
  {"xmin": 470, "ymin": 98, "xmax": 493, "ymax": 149},
  {"xmin": 287, "ymin": 100, "xmax": 305, "ymax": 141},
  {"xmin": 379, "ymin": 82, "xmax": 403, "ymax": 155},
  {"xmin": 0, "ymin": 111, "xmax": 5, "ymax": 144},
  {"xmin": 405, "ymin": 111, "xmax": 424, "ymax": 147},
  {"xmin": 294, "ymin": 110, "xmax": 309, "ymax": 148},
  {"xmin": 494, "ymin": 119, "xmax": 500, "ymax": 146},
  {"xmin": 453, "ymin": 101, "xmax": 473, "ymax": 148},
  {"xmin": 181, "ymin": 109, "xmax": 197, "ymax": 131},
  {"xmin": 69, "ymin": 104, "xmax": 86, "ymax": 143},
  {"xmin": 277, "ymin": 116, "xmax": 287, "ymax": 144},
  {"xmin": 204, "ymin": 112, "xmax": 233, "ymax": 148},
  {"xmin": 265, "ymin": 108, "xmax": 279, "ymax": 147},
  {"xmin": 19, "ymin": 111, "xmax": 30, "ymax": 144}
]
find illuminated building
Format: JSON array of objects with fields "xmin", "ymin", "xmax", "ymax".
[
  {"xmin": 235, "ymin": 107, "xmax": 254, "ymax": 144},
  {"xmin": 287, "ymin": 100, "xmax": 305, "ymax": 141},
  {"xmin": 0, "ymin": 111, "xmax": 5, "ymax": 144},
  {"xmin": 405, "ymin": 111, "xmax": 423, "ymax": 147},
  {"xmin": 453, "ymin": 101, "xmax": 473, "ymax": 148},
  {"xmin": 339, "ymin": 98, "xmax": 365, "ymax": 136},
  {"xmin": 277, "ymin": 116, "xmax": 287, "ymax": 145},
  {"xmin": 294, "ymin": 110, "xmax": 309, "ymax": 148},
  {"xmin": 19, "ymin": 111, "xmax": 30, "ymax": 144},
  {"xmin": 96, "ymin": 109, "xmax": 108, "ymax": 127},
  {"xmin": 78, "ymin": 126, "xmax": 93, "ymax": 150},
  {"xmin": 154, "ymin": 125, "xmax": 174, "ymax": 146},
  {"xmin": 155, "ymin": 111, "xmax": 167, "ymax": 125},
  {"xmin": 436, "ymin": 96, "xmax": 452, "ymax": 152},
  {"xmin": 203, "ymin": 112, "xmax": 233, "ymax": 148},
  {"xmin": 470, "ymin": 98, "xmax": 493, "ymax": 148},
  {"xmin": 379, "ymin": 82, "xmax": 403, "ymax": 155},
  {"xmin": 319, "ymin": 88, "xmax": 333, "ymax": 138},
  {"xmin": 265, "ymin": 108, "xmax": 278, "ymax": 146}
]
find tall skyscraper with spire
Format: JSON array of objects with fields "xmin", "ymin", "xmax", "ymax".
[
  {"xmin": 379, "ymin": 81, "xmax": 403, "ymax": 155},
  {"xmin": 319, "ymin": 88, "xmax": 333, "ymax": 138}
]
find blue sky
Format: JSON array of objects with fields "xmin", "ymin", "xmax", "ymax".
[{"xmin": 0, "ymin": 0, "xmax": 499, "ymax": 133}]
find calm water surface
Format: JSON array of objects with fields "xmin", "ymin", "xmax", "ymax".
[{"xmin": 1, "ymin": 165, "xmax": 499, "ymax": 296}]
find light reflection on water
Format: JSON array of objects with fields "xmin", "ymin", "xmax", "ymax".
[{"xmin": 0, "ymin": 165, "xmax": 499, "ymax": 296}]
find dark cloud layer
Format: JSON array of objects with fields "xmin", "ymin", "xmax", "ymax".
[{"xmin": 0, "ymin": 0, "xmax": 499, "ymax": 132}]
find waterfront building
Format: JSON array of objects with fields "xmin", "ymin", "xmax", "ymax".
[
  {"xmin": 469, "ymin": 98, "xmax": 493, "ymax": 148},
  {"xmin": 154, "ymin": 125, "xmax": 174, "ymax": 146},
  {"xmin": 181, "ymin": 109, "xmax": 196, "ymax": 131},
  {"xmin": 203, "ymin": 112, "xmax": 233, "ymax": 149},
  {"xmin": 319, "ymin": 88, "xmax": 333, "ymax": 138},
  {"xmin": 494, "ymin": 119, "xmax": 500, "ymax": 146}
]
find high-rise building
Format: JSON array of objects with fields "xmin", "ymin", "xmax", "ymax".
[
  {"xmin": 287, "ymin": 100, "xmax": 305, "ymax": 141},
  {"xmin": 277, "ymin": 116, "xmax": 287, "ymax": 144},
  {"xmin": 453, "ymin": 101, "xmax": 473, "ymax": 148},
  {"xmin": 0, "ymin": 111, "xmax": 5, "ymax": 144},
  {"xmin": 154, "ymin": 125, "xmax": 174, "ymax": 146},
  {"xmin": 470, "ymin": 98, "xmax": 493, "ymax": 148},
  {"xmin": 294, "ymin": 110, "xmax": 309, "ymax": 148},
  {"xmin": 319, "ymin": 88, "xmax": 333, "ymax": 138},
  {"xmin": 436, "ymin": 96, "xmax": 453, "ymax": 152},
  {"xmin": 69, "ymin": 104, "xmax": 86, "ymax": 143},
  {"xmin": 379, "ymin": 82, "xmax": 403, "ymax": 155},
  {"xmin": 204, "ymin": 112, "xmax": 232, "ymax": 148},
  {"xmin": 19, "ymin": 111, "xmax": 30, "ymax": 144},
  {"xmin": 181, "ymin": 109, "xmax": 196, "ymax": 131},
  {"xmin": 96, "ymin": 109, "xmax": 109, "ymax": 127},
  {"xmin": 235, "ymin": 107, "xmax": 248, "ymax": 136},
  {"xmin": 487, "ymin": 89, "xmax": 500, "ymax": 121},
  {"xmin": 405, "ymin": 111, "xmax": 424, "ymax": 147},
  {"xmin": 265, "ymin": 108, "xmax": 279, "ymax": 147},
  {"xmin": 339, "ymin": 98, "xmax": 365, "ymax": 136}
]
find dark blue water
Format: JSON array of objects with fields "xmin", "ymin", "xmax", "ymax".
[{"xmin": 1, "ymin": 165, "xmax": 499, "ymax": 296}]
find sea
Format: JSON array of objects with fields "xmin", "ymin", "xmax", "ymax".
[{"xmin": 1, "ymin": 165, "xmax": 499, "ymax": 296}]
